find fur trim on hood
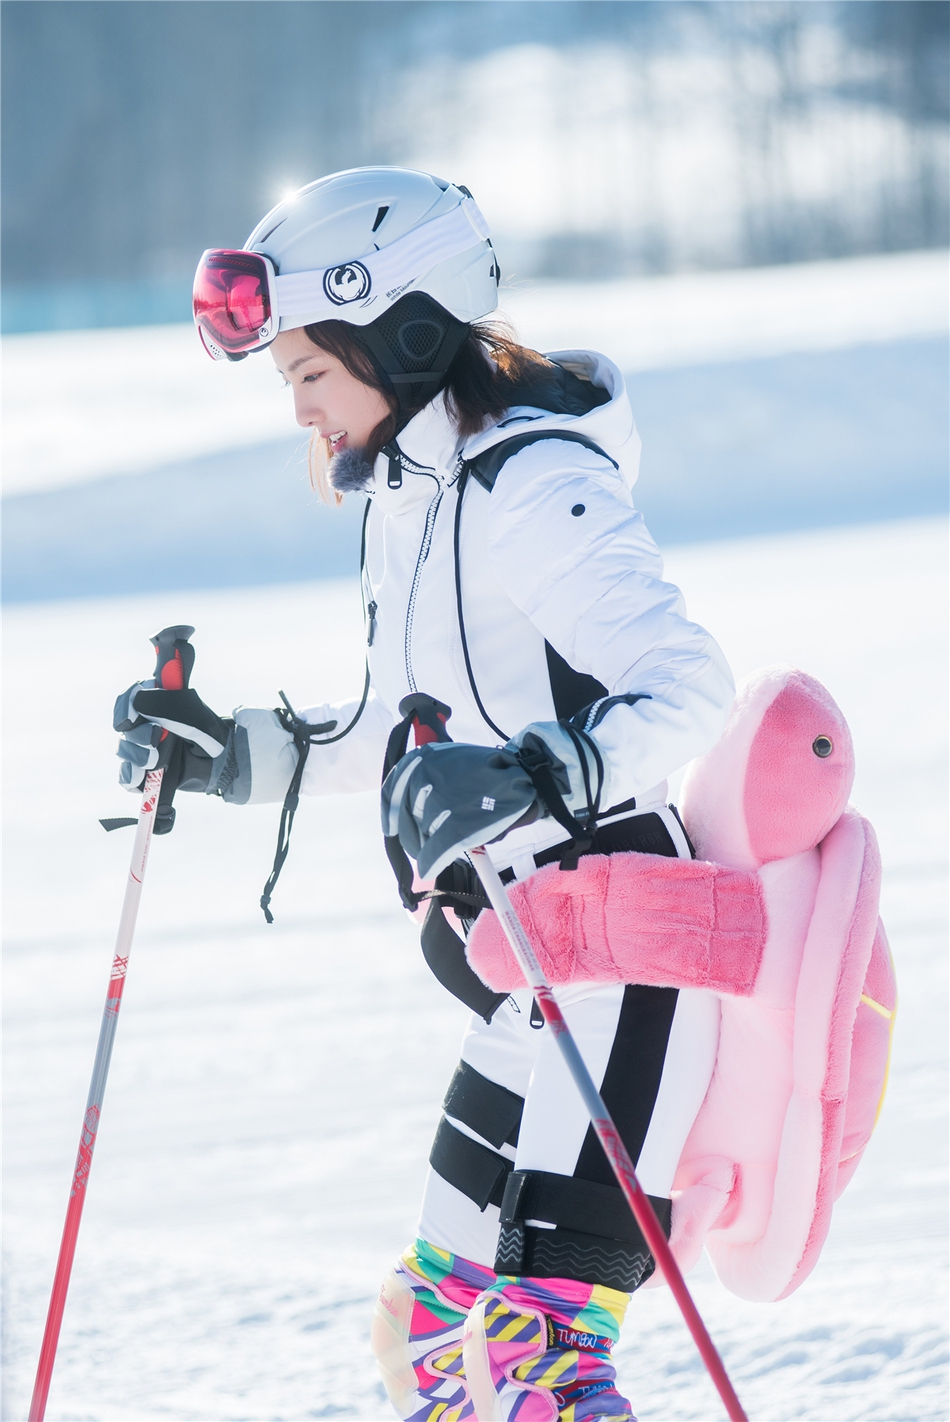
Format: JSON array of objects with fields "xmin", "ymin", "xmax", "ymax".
[{"xmin": 328, "ymin": 445, "xmax": 375, "ymax": 494}]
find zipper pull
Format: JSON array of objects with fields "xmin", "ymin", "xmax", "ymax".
[
  {"xmin": 380, "ymin": 441, "xmax": 404, "ymax": 489},
  {"xmin": 367, "ymin": 600, "xmax": 378, "ymax": 646}
]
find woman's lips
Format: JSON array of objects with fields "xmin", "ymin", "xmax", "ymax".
[{"xmin": 327, "ymin": 430, "xmax": 347, "ymax": 450}]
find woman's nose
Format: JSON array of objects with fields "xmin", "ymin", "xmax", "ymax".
[{"xmin": 294, "ymin": 388, "xmax": 320, "ymax": 429}]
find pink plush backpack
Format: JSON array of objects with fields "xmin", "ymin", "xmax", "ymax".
[{"xmin": 466, "ymin": 666, "xmax": 896, "ymax": 1302}]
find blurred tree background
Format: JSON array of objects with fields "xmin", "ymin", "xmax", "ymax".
[{"xmin": 2, "ymin": 0, "xmax": 947, "ymax": 331}]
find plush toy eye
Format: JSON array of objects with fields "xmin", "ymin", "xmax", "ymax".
[{"xmin": 812, "ymin": 736, "xmax": 833, "ymax": 758}]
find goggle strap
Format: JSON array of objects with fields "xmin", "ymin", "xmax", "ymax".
[{"xmin": 273, "ymin": 198, "xmax": 489, "ymax": 325}]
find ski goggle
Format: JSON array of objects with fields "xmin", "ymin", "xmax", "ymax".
[
  {"xmin": 193, "ymin": 250, "xmax": 278, "ymax": 361},
  {"xmin": 193, "ymin": 196, "xmax": 492, "ymax": 361}
]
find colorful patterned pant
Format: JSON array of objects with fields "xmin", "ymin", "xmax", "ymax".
[{"xmin": 372, "ymin": 1238, "xmax": 635, "ymax": 1421}]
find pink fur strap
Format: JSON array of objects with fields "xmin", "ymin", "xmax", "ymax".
[{"xmin": 465, "ymin": 851, "xmax": 766, "ymax": 995}]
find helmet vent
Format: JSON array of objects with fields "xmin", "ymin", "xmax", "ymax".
[{"xmin": 371, "ymin": 205, "xmax": 390, "ymax": 233}]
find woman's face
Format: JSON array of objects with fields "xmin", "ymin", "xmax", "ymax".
[{"xmin": 270, "ymin": 327, "xmax": 390, "ymax": 453}]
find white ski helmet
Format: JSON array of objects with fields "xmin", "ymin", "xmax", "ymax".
[{"xmin": 194, "ymin": 166, "xmax": 500, "ymax": 401}]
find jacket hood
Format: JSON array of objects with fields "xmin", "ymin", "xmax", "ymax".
[
  {"xmin": 370, "ymin": 349, "xmax": 639, "ymax": 514},
  {"xmin": 462, "ymin": 349, "xmax": 640, "ymax": 490}
]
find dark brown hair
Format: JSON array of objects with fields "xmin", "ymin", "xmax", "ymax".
[{"xmin": 304, "ymin": 318, "xmax": 551, "ymax": 505}]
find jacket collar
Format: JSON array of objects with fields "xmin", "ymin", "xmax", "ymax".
[
  {"xmin": 369, "ymin": 348, "xmax": 639, "ymax": 514},
  {"xmin": 461, "ymin": 350, "xmax": 640, "ymax": 491},
  {"xmin": 370, "ymin": 391, "xmax": 463, "ymax": 515}
]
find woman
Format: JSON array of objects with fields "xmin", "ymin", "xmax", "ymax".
[{"xmin": 117, "ymin": 167, "xmax": 735, "ymax": 1420}]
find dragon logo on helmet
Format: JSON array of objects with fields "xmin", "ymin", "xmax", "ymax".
[{"xmin": 323, "ymin": 261, "xmax": 372, "ymax": 305}]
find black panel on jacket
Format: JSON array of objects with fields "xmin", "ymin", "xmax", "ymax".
[{"xmin": 544, "ymin": 641, "xmax": 608, "ymax": 720}]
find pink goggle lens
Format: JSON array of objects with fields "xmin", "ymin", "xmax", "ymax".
[{"xmin": 193, "ymin": 249, "xmax": 273, "ymax": 355}]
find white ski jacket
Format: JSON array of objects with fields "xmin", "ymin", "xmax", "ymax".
[{"xmin": 241, "ymin": 350, "xmax": 734, "ymax": 867}]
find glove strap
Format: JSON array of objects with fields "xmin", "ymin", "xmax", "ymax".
[
  {"xmin": 154, "ymin": 736, "xmax": 184, "ymax": 835},
  {"xmin": 260, "ymin": 496, "xmax": 376, "ymax": 922},
  {"xmin": 258, "ymin": 683, "xmax": 368, "ymax": 924},
  {"xmin": 381, "ymin": 693, "xmax": 454, "ymax": 912},
  {"xmin": 515, "ymin": 739, "xmax": 593, "ymax": 871}
]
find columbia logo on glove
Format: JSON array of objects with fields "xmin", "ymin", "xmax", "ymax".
[{"xmin": 380, "ymin": 708, "xmax": 610, "ymax": 881}]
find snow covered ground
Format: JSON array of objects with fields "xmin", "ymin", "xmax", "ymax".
[
  {"xmin": 4, "ymin": 251, "xmax": 947, "ymax": 601},
  {"xmin": 4, "ymin": 249, "xmax": 947, "ymax": 1417},
  {"xmin": 4, "ymin": 250, "xmax": 944, "ymax": 498},
  {"xmin": 3, "ymin": 514, "xmax": 947, "ymax": 1421}
]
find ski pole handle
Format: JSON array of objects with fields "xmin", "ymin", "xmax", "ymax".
[
  {"xmin": 150, "ymin": 623, "xmax": 195, "ymax": 692},
  {"xmin": 397, "ymin": 691, "xmax": 453, "ymax": 747},
  {"xmin": 149, "ymin": 625, "xmax": 195, "ymax": 835}
]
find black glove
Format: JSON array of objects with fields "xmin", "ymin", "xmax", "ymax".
[{"xmin": 113, "ymin": 681, "xmax": 232, "ymax": 793}]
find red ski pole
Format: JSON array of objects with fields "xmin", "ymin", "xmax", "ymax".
[
  {"xmin": 469, "ymin": 846, "xmax": 749, "ymax": 1422},
  {"xmin": 28, "ymin": 624, "xmax": 195, "ymax": 1422},
  {"xmin": 400, "ymin": 694, "xmax": 746, "ymax": 1417}
]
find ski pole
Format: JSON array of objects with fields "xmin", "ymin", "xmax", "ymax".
[
  {"xmin": 28, "ymin": 624, "xmax": 195, "ymax": 1422},
  {"xmin": 468, "ymin": 846, "xmax": 749, "ymax": 1422}
]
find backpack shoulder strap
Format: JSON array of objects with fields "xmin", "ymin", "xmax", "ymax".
[
  {"xmin": 453, "ymin": 432, "xmax": 617, "ymax": 740},
  {"xmin": 463, "ymin": 429, "xmax": 618, "ymax": 493}
]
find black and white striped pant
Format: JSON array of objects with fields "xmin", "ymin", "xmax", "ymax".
[{"xmin": 418, "ymin": 806, "xmax": 721, "ymax": 1294}]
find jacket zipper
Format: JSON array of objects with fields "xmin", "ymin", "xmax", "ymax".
[{"xmin": 404, "ymin": 484, "xmax": 443, "ymax": 691}]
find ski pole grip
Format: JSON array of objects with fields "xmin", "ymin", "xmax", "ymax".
[
  {"xmin": 149, "ymin": 625, "xmax": 195, "ymax": 835},
  {"xmin": 397, "ymin": 692, "xmax": 453, "ymax": 746},
  {"xmin": 150, "ymin": 624, "xmax": 195, "ymax": 691}
]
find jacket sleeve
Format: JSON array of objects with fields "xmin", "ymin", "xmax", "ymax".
[
  {"xmin": 487, "ymin": 440, "xmax": 735, "ymax": 805},
  {"xmin": 297, "ymin": 689, "xmax": 395, "ymax": 796},
  {"xmin": 224, "ymin": 690, "xmax": 394, "ymax": 803}
]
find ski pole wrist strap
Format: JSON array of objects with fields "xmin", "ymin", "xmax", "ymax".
[
  {"xmin": 258, "ymin": 673, "xmax": 370, "ymax": 923},
  {"xmin": 515, "ymin": 740, "xmax": 593, "ymax": 870},
  {"xmin": 380, "ymin": 693, "xmax": 454, "ymax": 912}
]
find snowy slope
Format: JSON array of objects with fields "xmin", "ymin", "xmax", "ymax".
[
  {"xmin": 4, "ymin": 250, "xmax": 944, "ymax": 498},
  {"xmin": 3, "ymin": 515, "xmax": 946, "ymax": 1421},
  {"xmin": 4, "ymin": 333, "xmax": 946, "ymax": 604},
  {"xmin": 3, "ymin": 250, "xmax": 946, "ymax": 603}
]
